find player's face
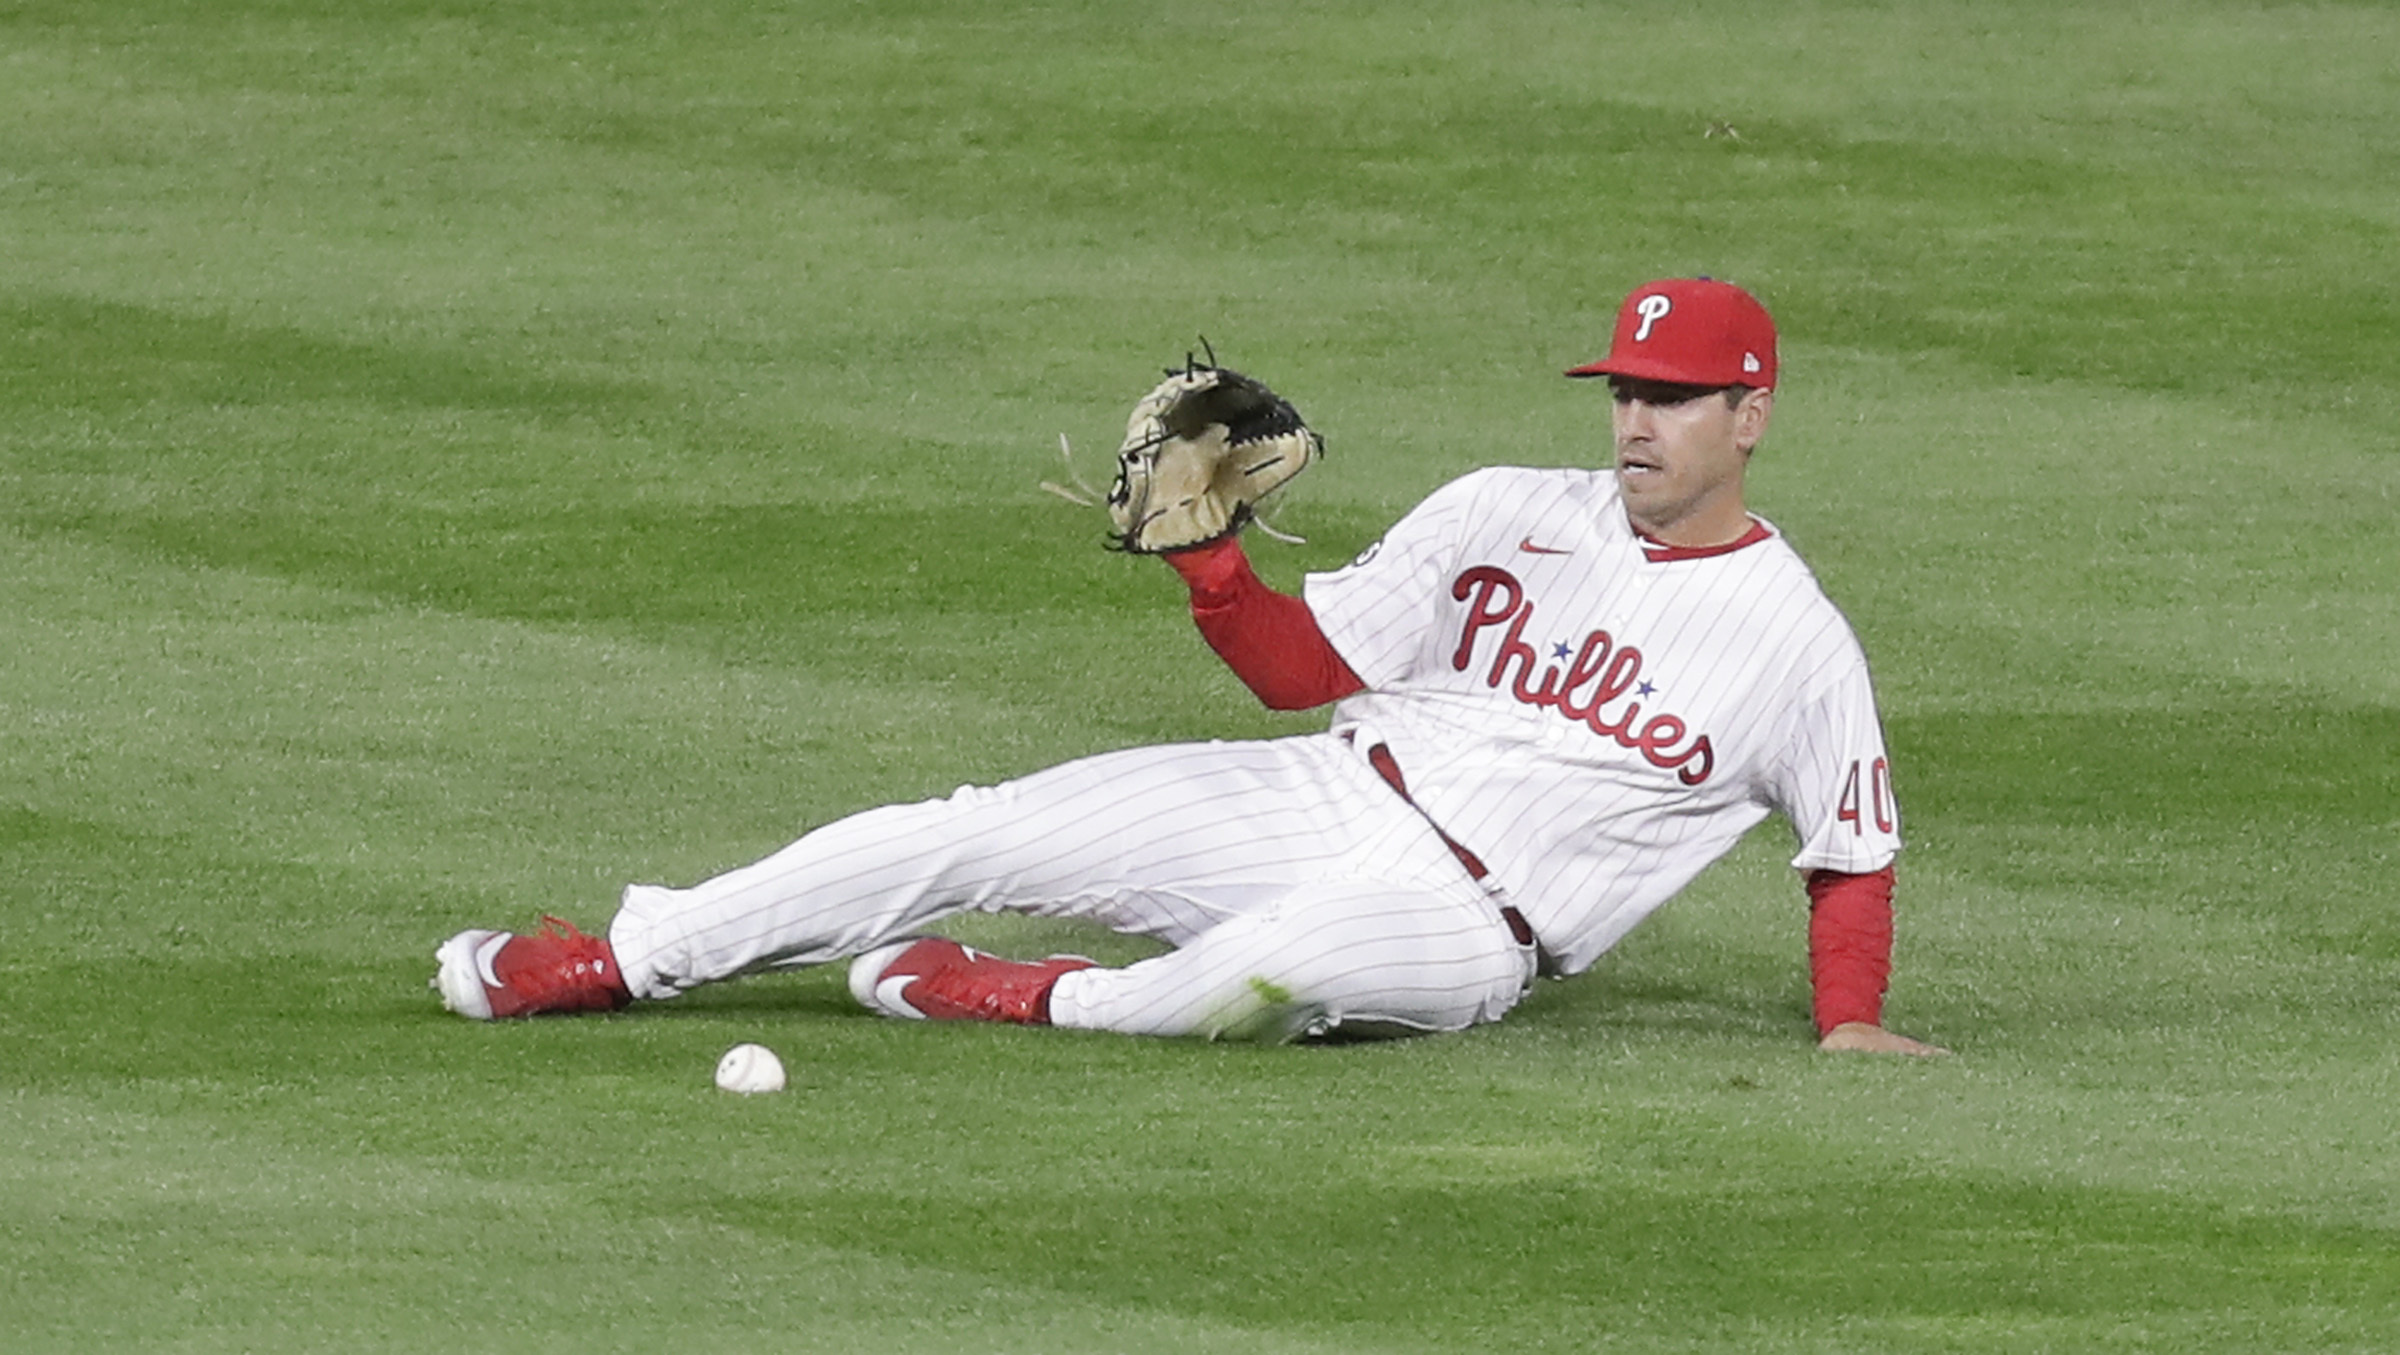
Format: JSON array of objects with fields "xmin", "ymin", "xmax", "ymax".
[{"xmin": 1609, "ymin": 379, "xmax": 1773, "ymax": 546}]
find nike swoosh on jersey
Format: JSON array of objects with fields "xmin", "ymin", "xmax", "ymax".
[{"xmin": 1517, "ymin": 537, "xmax": 1572, "ymax": 555}]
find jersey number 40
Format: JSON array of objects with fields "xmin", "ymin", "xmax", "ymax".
[{"xmin": 1836, "ymin": 758, "xmax": 1896, "ymax": 835}]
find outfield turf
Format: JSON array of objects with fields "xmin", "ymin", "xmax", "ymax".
[{"xmin": 4, "ymin": 2, "xmax": 2397, "ymax": 1351}]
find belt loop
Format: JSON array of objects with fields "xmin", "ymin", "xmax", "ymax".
[{"xmin": 1500, "ymin": 905, "xmax": 1535, "ymax": 948}]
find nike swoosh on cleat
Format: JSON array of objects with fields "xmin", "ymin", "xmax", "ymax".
[
  {"xmin": 473, "ymin": 933, "xmax": 510, "ymax": 989},
  {"xmin": 1518, "ymin": 537, "xmax": 1572, "ymax": 555},
  {"xmin": 874, "ymin": 975, "xmax": 929, "ymax": 1019}
]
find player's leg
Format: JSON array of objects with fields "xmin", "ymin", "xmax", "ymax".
[
  {"xmin": 601, "ymin": 734, "xmax": 1395, "ymax": 1000},
  {"xmin": 439, "ymin": 740, "xmax": 1251, "ymax": 1020},
  {"xmin": 441, "ymin": 739, "xmax": 1315, "ymax": 1019},
  {"xmin": 845, "ymin": 764, "xmax": 1537, "ymax": 1040},
  {"xmin": 1045, "ymin": 875, "xmax": 1534, "ymax": 1041}
]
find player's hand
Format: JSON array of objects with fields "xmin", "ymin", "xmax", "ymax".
[{"xmin": 1817, "ymin": 1021, "xmax": 1949, "ymax": 1057}]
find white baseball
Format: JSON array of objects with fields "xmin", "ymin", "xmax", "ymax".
[{"xmin": 714, "ymin": 1042, "xmax": 786, "ymax": 1094}]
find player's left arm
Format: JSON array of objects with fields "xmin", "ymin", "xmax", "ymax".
[
  {"xmin": 1807, "ymin": 866, "xmax": 1948, "ymax": 1056},
  {"xmin": 1774, "ymin": 666, "xmax": 1947, "ymax": 1057},
  {"xmin": 1819, "ymin": 1022, "xmax": 1948, "ymax": 1055}
]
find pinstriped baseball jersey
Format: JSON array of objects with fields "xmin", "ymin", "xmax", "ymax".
[{"xmin": 1305, "ymin": 465, "xmax": 1901, "ymax": 974}]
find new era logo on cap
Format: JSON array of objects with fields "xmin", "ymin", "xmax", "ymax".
[{"xmin": 1566, "ymin": 277, "xmax": 1779, "ymax": 388}]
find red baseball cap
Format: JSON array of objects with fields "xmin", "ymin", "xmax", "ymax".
[{"xmin": 1566, "ymin": 278, "xmax": 1778, "ymax": 387}]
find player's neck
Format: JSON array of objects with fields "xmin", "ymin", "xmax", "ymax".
[{"xmin": 1625, "ymin": 500, "xmax": 1756, "ymax": 550}]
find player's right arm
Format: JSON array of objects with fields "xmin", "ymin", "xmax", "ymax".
[
  {"xmin": 1164, "ymin": 538, "xmax": 1365, "ymax": 710},
  {"xmin": 1160, "ymin": 469, "xmax": 1509, "ymax": 708}
]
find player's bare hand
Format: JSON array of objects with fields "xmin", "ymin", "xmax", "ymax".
[{"xmin": 1817, "ymin": 1022, "xmax": 1949, "ymax": 1057}]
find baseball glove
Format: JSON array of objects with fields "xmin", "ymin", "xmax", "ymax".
[{"xmin": 1098, "ymin": 359, "xmax": 1324, "ymax": 554}]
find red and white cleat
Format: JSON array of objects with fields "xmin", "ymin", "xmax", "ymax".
[
  {"xmin": 847, "ymin": 936, "xmax": 1095, "ymax": 1025},
  {"xmin": 434, "ymin": 916, "xmax": 632, "ymax": 1020}
]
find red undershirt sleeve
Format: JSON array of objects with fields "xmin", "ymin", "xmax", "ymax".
[
  {"xmin": 1163, "ymin": 538, "xmax": 1366, "ymax": 711},
  {"xmin": 1805, "ymin": 865, "xmax": 1895, "ymax": 1035}
]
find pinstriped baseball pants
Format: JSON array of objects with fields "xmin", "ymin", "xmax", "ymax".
[{"xmin": 608, "ymin": 733, "xmax": 1533, "ymax": 1040}]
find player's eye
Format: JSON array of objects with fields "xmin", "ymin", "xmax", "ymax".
[{"xmin": 1608, "ymin": 378, "xmax": 1717, "ymax": 407}]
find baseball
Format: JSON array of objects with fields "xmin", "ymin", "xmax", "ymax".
[{"xmin": 714, "ymin": 1042, "xmax": 786, "ymax": 1094}]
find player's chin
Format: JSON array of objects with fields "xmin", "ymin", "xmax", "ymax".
[{"xmin": 1614, "ymin": 468, "xmax": 1678, "ymax": 517}]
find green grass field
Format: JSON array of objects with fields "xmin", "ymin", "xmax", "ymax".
[{"xmin": 5, "ymin": 1, "xmax": 2397, "ymax": 1350}]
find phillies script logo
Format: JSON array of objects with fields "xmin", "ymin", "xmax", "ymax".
[{"xmin": 1451, "ymin": 566, "xmax": 1717, "ymax": 785}]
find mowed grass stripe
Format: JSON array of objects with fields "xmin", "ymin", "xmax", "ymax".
[{"xmin": 4, "ymin": 1093, "xmax": 1408, "ymax": 1355}]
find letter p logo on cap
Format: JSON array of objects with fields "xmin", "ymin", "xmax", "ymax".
[{"xmin": 1632, "ymin": 293, "xmax": 1673, "ymax": 343}]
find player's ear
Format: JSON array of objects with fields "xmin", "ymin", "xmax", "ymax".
[{"xmin": 1733, "ymin": 388, "xmax": 1774, "ymax": 454}]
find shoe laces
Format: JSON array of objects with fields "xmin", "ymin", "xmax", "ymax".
[{"xmin": 512, "ymin": 915, "xmax": 621, "ymax": 1007}]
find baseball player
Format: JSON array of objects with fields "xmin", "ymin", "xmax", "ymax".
[{"xmin": 436, "ymin": 277, "xmax": 1944, "ymax": 1055}]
